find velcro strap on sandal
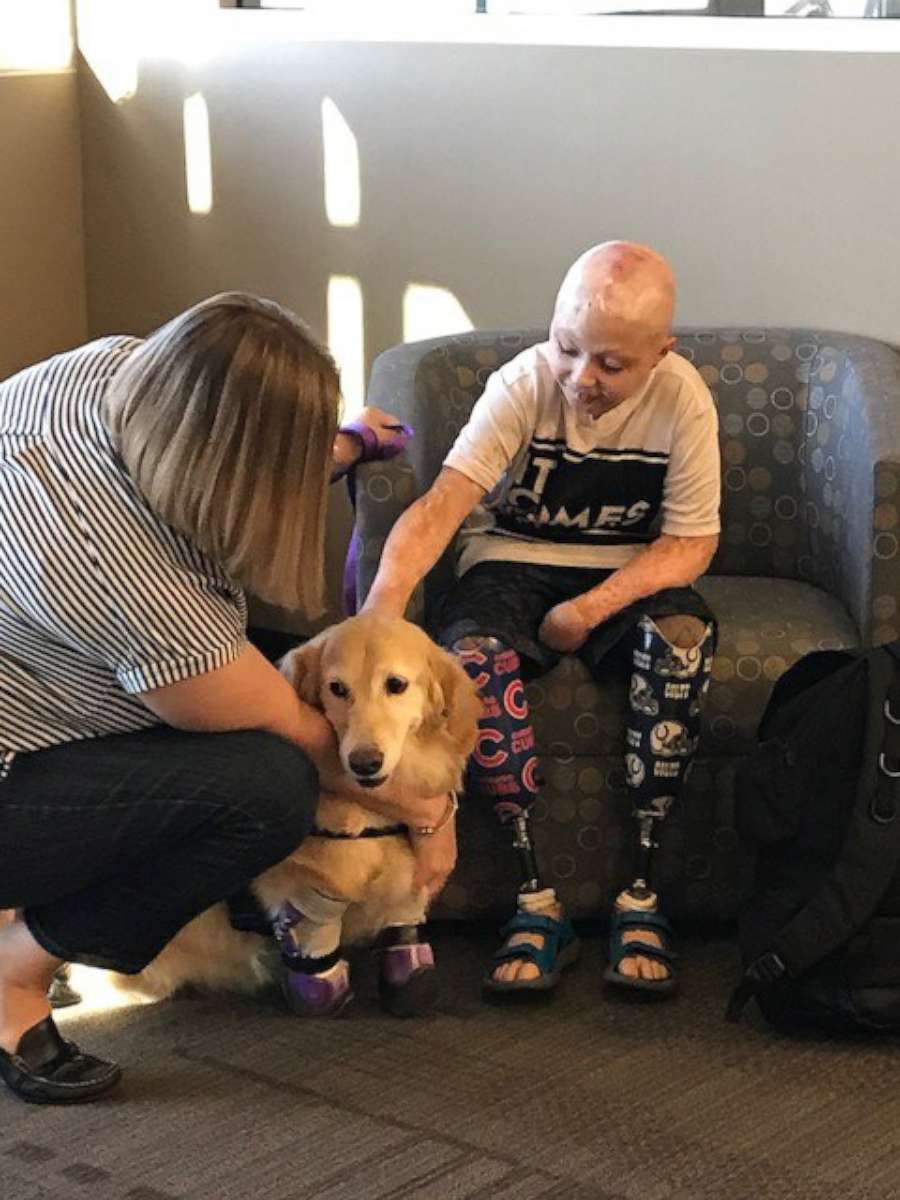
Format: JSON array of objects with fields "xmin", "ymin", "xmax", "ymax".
[
  {"xmin": 612, "ymin": 910, "xmax": 673, "ymax": 937},
  {"xmin": 498, "ymin": 911, "xmax": 566, "ymax": 941},
  {"xmin": 610, "ymin": 940, "xmax": 676, "ymax": 969},
  {"xmin": 492, "ymin": 911, "xmax": 575, "ymax": 976},
  {"xmin": 492, "ymin": 941, "xmax": 549, "ymax": 969}
]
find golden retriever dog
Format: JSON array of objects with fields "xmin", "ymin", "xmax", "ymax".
[{"xmin": 110, "ymin": 615, "xmax": 481, "ymax": 1017}]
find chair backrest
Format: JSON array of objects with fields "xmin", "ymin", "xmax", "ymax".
[{"xmin": 364, "ymin": 325, "xmax": 900, "ymax": 642}]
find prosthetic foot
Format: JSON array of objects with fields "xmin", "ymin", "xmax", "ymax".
[{"xmin": 482, "ymin": 816, "xmax": 580, "ymax": 995}]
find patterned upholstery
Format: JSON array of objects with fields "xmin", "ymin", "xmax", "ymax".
[{"xmin": 356, "ymin": 329, "xmax": 900, "ymax": 921}]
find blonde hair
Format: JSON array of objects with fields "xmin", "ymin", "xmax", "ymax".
[{"xmin": 105, "ymin": 292, "xmax": 339, "ymax": 615}]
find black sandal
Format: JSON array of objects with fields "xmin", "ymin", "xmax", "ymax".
[{"xmin": 0, "ymin": 1015, "xmax": 121, "ymax": 1105}]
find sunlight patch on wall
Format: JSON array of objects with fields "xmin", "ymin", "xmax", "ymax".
[
  {"xmin": 321, "ymin": 98, "xmax": 361, "ymax": 228},
  {"xmin": 75, "ymin": 0, "xmax": 138, "ymax": 102},
  {"xmin": 183, "ymin": 92, "xmax": 214, "ymax": 215},
  {"xmin": 137, "ymin": 0, "xmax": 222, "ymax": 68},
  {"xmin": 328, "ymin": 275, "xmax": 365, "ymax": 417},
  {"xmin": 0, "ymin": 0, "xmax": 73, "ymax": 73},
  {"xmin": 402, "ymin": 284, "xmax": 474, "ymax": 344}
]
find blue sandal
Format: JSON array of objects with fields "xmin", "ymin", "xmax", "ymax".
[
  {"xmin": 604, "ymin": 908, "xmax": 678, "ymax": 996},
  {"xmin": 483, "ymin": 910, "xmax": 581, "ymax": 994}
]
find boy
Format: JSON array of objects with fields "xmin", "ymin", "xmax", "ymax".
[{"xmin": 363, "ymin": 242, "xmax": 720, "ymax": 996}]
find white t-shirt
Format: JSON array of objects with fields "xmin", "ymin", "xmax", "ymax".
[{"xmin": 443, "ymin": 342, "xmax": 721, "ymax": 576}]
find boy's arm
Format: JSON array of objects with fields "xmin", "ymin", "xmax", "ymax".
[
  {"xmin": 364, "ymin": 357, "xmax": 532, "ymax": 616},
  {"xmin": 362, "ymin": 467, "xmax": 486, "ymax": 618},
  {"xmin": 539, "ymin": 532, "xmax": 719, "ymax": 653}
]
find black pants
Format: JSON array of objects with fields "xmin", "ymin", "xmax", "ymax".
[
  {"xmin": 433, "ymin": 560, "xmax": 717, "ymax": 676},
  {"xmin": 0, "ymin": 727, "xmax": 317, "ymax": 973}
]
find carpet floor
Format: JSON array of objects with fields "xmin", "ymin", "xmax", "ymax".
[{"xmin": 2, "ymin": 927, "xmax": 899, "ymax": 1200}]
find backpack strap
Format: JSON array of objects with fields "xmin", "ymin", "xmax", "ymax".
[{"xmin": 728, "ymin": 644, "xmax": 900, "ymax": 1021}]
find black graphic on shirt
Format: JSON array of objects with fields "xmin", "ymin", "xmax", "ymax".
[{"xmin": 490, "ymin": 437, "xmax": 668, "ymax": 547}]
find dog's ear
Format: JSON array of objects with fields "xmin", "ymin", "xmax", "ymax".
[
  {"xmin": 424, "ymin": 642, "xmax": 483, "ymax": 754},
  {"xmin": 279, "ymin": 635, "xmax": 326, "ymax": 708}
]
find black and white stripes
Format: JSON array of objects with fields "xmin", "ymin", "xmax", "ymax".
[{"xmin": 0, "ymin": 337, "xmax": 248, "ymax": 759}]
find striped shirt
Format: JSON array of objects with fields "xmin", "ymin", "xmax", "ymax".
[{"xmin": 0, "ymin": 337, "xmax": 248, "ymax": 767}]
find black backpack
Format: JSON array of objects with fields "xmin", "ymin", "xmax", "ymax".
[{"xmin": 728, "ymin": 641, "xmax": 900, "ymax": 1033}]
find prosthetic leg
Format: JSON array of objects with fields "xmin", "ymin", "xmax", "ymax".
[
  {"xmin": 605, "ymin": 614, "xmax": 714, "ymax": 994},
  {"xmin": 453, "ymin": 636, "xmax": 580, "ymax": 992}
]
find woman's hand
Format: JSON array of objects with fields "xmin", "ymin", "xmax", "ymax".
[
  {"xmin": 538, "ymin": 599, "xmax": 593, "ymax": 653},
  {"xmin": 410, "ymin": 819, "xmax": 458, "ymax": 898},
  {"xmin": 331, "ymin": 406, "xmax": 409, "ymax": 475},
  {"xmin": 341, "ymin": 784, "xmax": 450, "ymax": 830}
]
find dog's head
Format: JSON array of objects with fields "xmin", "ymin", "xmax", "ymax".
[{"xmin": 280, "ymin": 614, "xmax": 481, "ymax": 790}]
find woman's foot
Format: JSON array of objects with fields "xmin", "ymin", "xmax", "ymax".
[
  {"xmin": 0, "ymin": 1016, "xmax": 122, "ymax": 1105},
  {"xmin": 0, "ymin": 918, "xmax": 58, "ymax": 1055},
  {"xmin": 0, "ymin": 919, "xmax": 121, "ymax": 1104}
]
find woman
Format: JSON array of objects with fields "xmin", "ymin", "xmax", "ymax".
[{"xmin": 0, "ymin": 293, "xmax": 454, "ymax": 1106}]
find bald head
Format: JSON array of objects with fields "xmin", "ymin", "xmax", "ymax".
[
  {"xmin": 547, "ymin": 242, "xmax": 677, "ymax": 420},
  {"xmin": 554, "ymin": 241, "xmax": 675, "ymax": 347}
]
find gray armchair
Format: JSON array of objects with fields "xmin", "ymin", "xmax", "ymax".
[{"xmin": 353, "ymin": 329, "xmax": 900, "ymax": 922}]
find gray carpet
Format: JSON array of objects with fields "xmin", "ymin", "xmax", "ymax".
[{"xmin": 2, "ymin": 928, "xmax": 899, "ymax": 1200}]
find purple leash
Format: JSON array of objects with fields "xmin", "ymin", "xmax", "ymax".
[{"xmin": 340, "ymin": 420, "xmax": 413, "ymax": 615}]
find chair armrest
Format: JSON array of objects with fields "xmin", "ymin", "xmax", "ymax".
[
  {"xmin": 804, "ymin": 336, "xmax": 900, "ymax": 644},
  {"xmin": 352, "ymin": 456, "xmax": 424, "ymax": 621}
]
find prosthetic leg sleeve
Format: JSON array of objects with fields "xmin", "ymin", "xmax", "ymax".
[
  {"xmin": 622, "ymin": 615, "xmax": 715, "ymax": 898},
  {"xmin": 452, "ymin": 636, "xmax": 545, "ymax": 895}
]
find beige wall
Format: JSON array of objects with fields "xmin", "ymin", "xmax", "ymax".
[
  {"xmin": 0, "ymin": 69, "xmax": 87, "ymax": 380},
  {"xmin": 75, "ymin": 20, "xmax": 900, "ymax": 629}
]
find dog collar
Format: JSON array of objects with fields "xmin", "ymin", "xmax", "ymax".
[{"xmin": 309, "ymin": 824, "xmax": 408, "ymax": 840}]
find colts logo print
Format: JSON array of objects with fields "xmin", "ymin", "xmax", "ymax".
[
  {"xmin": 625, "ymin": 753, "xmax": 645, "ymax": 788},
  {"xmin": 649, "ymin": 721, "xmax": 697, "ymax": 758},
  {"xmin": 654, "ymin": 645, "xmax": 703, "ymax": 679},
  {"xmin": 629, "ymin": 672, "xmax": 659, "ymax": 716},
  {"xmin": 636, "ymin": 795, "xmax": 674, "ymax": 821}
]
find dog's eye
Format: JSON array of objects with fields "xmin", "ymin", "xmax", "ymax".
[
  {"xmin": 385, "ymin": 676, "xmax": 408, "ymax": 695},
  {"xmin": 329, "ymin": 680, "xmax": 350, "ymax": 699}
]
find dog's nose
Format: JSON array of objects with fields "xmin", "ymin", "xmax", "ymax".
[{"xmin": 348, "ymin": 746, "xmax": 384, "ymax": 777}]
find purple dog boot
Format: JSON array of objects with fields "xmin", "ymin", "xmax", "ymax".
[
  {"xmin": 281, "ymin": 957, "xmax": 354, "ymax": 1018},
  {"xmin": 376, "ymin": 927, "xmax": 438, "ymax": 1018}
]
